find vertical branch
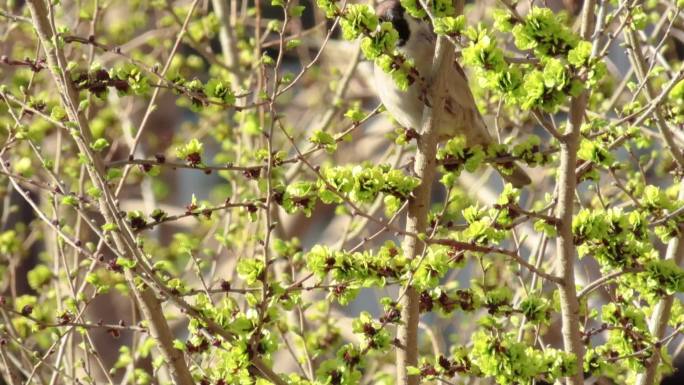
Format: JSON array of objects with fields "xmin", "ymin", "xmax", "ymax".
[
  {"xmin": 24, "ymin": 1, "xmax": 195, "ymax": 385},
  {"xmin": 211, "ymin": 0, "xmax": 242, "ymax": 82},
  {"xmin": 555, "ymin": 127, "xmax": 585, "ymax": 385},
  {"xmin": 637, "ymin": 185, "xmax": 684, "ymax": 385},
  {"xmin": 624, "ymin": 26, "xmax": 684, "ymax": 168},
  {"xmin": 555, "ymin": 2, "xmax": 596, "ymax": 385},
  {"xmin": 0, "ymin": 346, "xmax": 20, "ymax": 385},
  {"xmin": 397, "ymin": 3, "xmax": 462, "ymax": 385},
  {"xmin": 624, "ymin": 10, "xmax": 684, "ymax": 384}
]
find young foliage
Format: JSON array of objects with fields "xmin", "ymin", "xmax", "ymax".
[{"xmin": 1, "ymin": 1, "xmax": 684, "ymax": 385}]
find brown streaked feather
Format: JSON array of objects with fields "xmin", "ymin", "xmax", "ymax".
[{"xmin": 453, "ymin": 60, "xmax": 468, "ymax": 79}]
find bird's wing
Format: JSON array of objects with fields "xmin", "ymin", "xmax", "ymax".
[
  {"xmin": 443, "ymin": 62, "xmax": 532, "ymax": 187},
  {"xmin": 441, "ymin": 61, "xmax": 495, "ymax": 147}
]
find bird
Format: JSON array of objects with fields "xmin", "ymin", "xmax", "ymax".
[{"xmin": 373, "ymin": 0, "xmax": 532, "ymax": 188}]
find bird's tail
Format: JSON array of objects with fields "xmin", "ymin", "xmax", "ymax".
[{"xmin": 496, "ymin": 163, "xmax": 532, "ymax": 188}]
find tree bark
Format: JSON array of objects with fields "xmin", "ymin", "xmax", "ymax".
[
  {"xmin": 636, "ymin": 216, "xmax": 684, "ymax": 385},
  {"xmin": 26, "ymin": 1, "xmax": 195, "ymax": 384},
  {"xmin": 622, "ymin": 11, "xmax": 684, "ymax": 385},
  {"xmin": 555, "ymin": 2, "xmax": 596, "ymax": 385},
  {"xmin": 396, "ymin": 3, "xmax": 462, "ymax": 384}
]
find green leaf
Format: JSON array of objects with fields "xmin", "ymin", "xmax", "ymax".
[
  {"xmin": 344, "ymin": 102, "xmax": 365, "ymax": 123},
  {"xmin": 90, "ymin": 138, "xmax": 110, "ymax": 152},
  {"xmin": 237, "ymin": 258, "xmax": 265, "ymax": 285},
  {"xmin": 27, "ymin": 265, "xmax": 52, "ymax": 290},
  {"xmin": 568, "ymin": 41, "xmax": 593, "ymax": 67},
  {"xmin": 339, "ymin": 4, "xmax": 378, "ymax": 41},
  {"xmin": 434, "ymin": 15, "xmax": 466, "ymax": 35},
  {"xmin": 61, "ymin": 195, "xmax": 79, "ymax": 207},
  {"xmin": 309, "ymin": 130, "xmax": 337, "ymax": 153},
  {"xmin": 289, "ymin": 5, "xmax": 306, "ymax": 17},
  {"xmin": 286, "ymin": 39, "xmax": 302, "ymax": 50},
  {"xmin": 205, "ymin": 79, "xmax": 235, "ymax": 104},
  {"xmin": 407, "ymin": 366, "xmax": 422, "ymax": 376},
  {"xmin": 51, "ymin": 106, "xmax": 67, "ymax": 121}
]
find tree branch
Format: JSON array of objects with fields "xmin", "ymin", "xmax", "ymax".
[
  {"xmin": 555, "ymin": 2, "xmax": 597, "ymax": 385},
  {"xmin": 636, "ymin": 186, "xmax": 684, "ymax": 385},
  {"xmin": 624, "ymin": 24, "xmax": 684, "ymax": 169},
  {"xmin": 622, "ymin": 11, "xmax": 684, "ymax": 383},
  {"xmin": 25, "ymin": 1, "xmax": 195, "ymax": 384},
  {"xmin": 429, "ymin": 239, "xmax": 563, "ymax": 284},
  {"xmin": 396, "ymin": 2, "xmax": 463, "ymax": 384},
  {"xmin": 211, "ymin": 0, "xmax": 243, "ymax": 80},
  {"xmin": 0, "ymin": 345, "xmax": 21, "ymax": 385}
]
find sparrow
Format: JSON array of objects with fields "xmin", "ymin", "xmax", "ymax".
[{"xmin": 373, "ymin": 0, "xmax": 532, "ymax": 188}]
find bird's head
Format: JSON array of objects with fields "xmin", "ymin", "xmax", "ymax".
[{"xmin": 375, "ymin": 0, "xmax": 412, "ymax": 47}]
